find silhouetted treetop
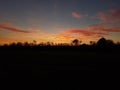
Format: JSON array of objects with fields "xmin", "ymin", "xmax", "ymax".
[
  {"xmin": 97, "ymin": 37, "xmax": 107, "ymax": 46},
  {"xmin": 72, "ymin": 39, "xmax": 82, "ymax": 46},
  {"xmin": 72, "ymin": 39, "xmax": 79, "ymax": 46}
]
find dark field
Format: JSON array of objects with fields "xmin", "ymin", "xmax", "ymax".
[
  {"xmin": 0, "ymin": 46, "xmax": 120, "ymax": 78},
  {"xmin": 0, "ymin": 46, "xmax": 120, "ymax": 89}
]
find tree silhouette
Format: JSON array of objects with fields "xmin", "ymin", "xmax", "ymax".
[
  {"xmin": 106, "ymin": 40, "xmax": 114, "ymax": 46},
  {"xmin": 90, "ymin": 41, "xmax": 96, "ymax": 46},
  {"xmin": 33, "ymin": 40, "xmax": 37, "ymax": 45},
  {"xmin": 16, "ymin": 42, "xmax": 23, "ymax": 46},
  {"xmin": 97, "ymin": 37, "xmax": 107, "ymax": 46},
  {"xmin": 10, "ymin": 42, "xmax": 16, "ymax": 46},
  {"xmin": 24, "ymin": 42, "xmax": 29, "ymax": 46},
  {"xmin": 72, "ymin": 39, "xmax": 79, "ymax": 46}
]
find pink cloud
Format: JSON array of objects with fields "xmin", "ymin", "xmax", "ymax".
[
  {"xmin": 56, "ymin": 33, "xmax": 72, "ymax": 39},
  {"xmin": 97, "ymin": 9, "xmax": 120, "ymax": 23},
  {"xmin": 72, "ymin": 12, "xmax": 82, "ymax": 19},
  {"xmin": 68, "ymin": 29, "xmax": 108, "ymax": 37},
  {"xmin": 0, "ymin": 23, "xmax": 30, "ymax": 33},
  {"xmin": 102, "ymin": 27, "xmax": 120, "ymax": 32},
  {"xmin": 89, "ymin": 24, "xmax": 120, "ymax": 33},
  {"xmin": 48, "ymin": 28, "xmax": 109, "ymax": 43}
]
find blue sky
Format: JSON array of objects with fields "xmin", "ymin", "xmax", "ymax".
[{"xmin": 0, "ymin": 0, "xmax": 120, "ymax": 44}]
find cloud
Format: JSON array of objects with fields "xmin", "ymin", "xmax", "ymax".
[
  {"xmin": 97, "ymin": 9, "xmax": 120, "ymax": 23},
  {"xmin": 101, "ymin": 27, "xmax": 120, "ymax": 32},
  {"xmin": 72, "ymin": 12, "xmax": 82, "ymax": 19},
  {"xmin": 89, "ymin": 24, "xmax": 120, "ymax": 33},
  {"xmin": 68, "ymin": 29, "xmax": 92, "ymax": 36},
  {"xmin": 56, "ymin": 33, "xmax": 72, "ymax": 39},
  {"xmin": 0, "ymin": 23, "xmax": 30, "ymax": 33},
  {"xmin": 49, "ymin": 28, "xmax": 109, "ymax": 43},
  {"xmin": 67, "ymin": 28, "xmax": 108, "ymax": 37}
]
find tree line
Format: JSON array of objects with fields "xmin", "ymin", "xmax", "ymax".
[{"xmin": 0, "ymin": 37, "xmax": 120, "ymax": 47}]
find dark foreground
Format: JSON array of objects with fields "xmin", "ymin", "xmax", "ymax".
[
  {"xmin": 1, "ymin": 47, "xmax": 120, "ymax": 75},
  {"xmin": 0, "ymin": 46, "xmax": 120, "ymax": 88}
]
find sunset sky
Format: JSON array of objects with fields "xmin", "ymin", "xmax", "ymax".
[{"xmin": 0, "ymin": 0, "xmax": 120, "ymax": 44}]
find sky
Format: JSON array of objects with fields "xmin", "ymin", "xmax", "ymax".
[{"xmin": 0, "ymin": 0, "xmax": 120, "ymax": 44}]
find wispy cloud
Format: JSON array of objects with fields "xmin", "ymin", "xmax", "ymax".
[
  {"xmin": 89, "ymin": 24, "xmax": 120, "ymax": 33},
  {"xmin": 97, "ymin": 9, "xmax": 120, "ymax": 23},
  {"xmin": 72, "ymin": 12, "xmax": 82, "ymax": 19},
  {"xmin": 67, "ymin": 28, "xmax": 108, "ymax": 37},
  {"xmin": 0, "ymin": 23, "xmax": 30, "ymax": 33},
  {"xmin": 56, "ymin": 33, "xmax": 72, "ymax": 39},
  {"xmin": 101, "ymin": 27, "xmax": 120, "ymax": 32},
  {"xmin": 46, "ymin": 28, "xmax": 109, "ymax": 43}
]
